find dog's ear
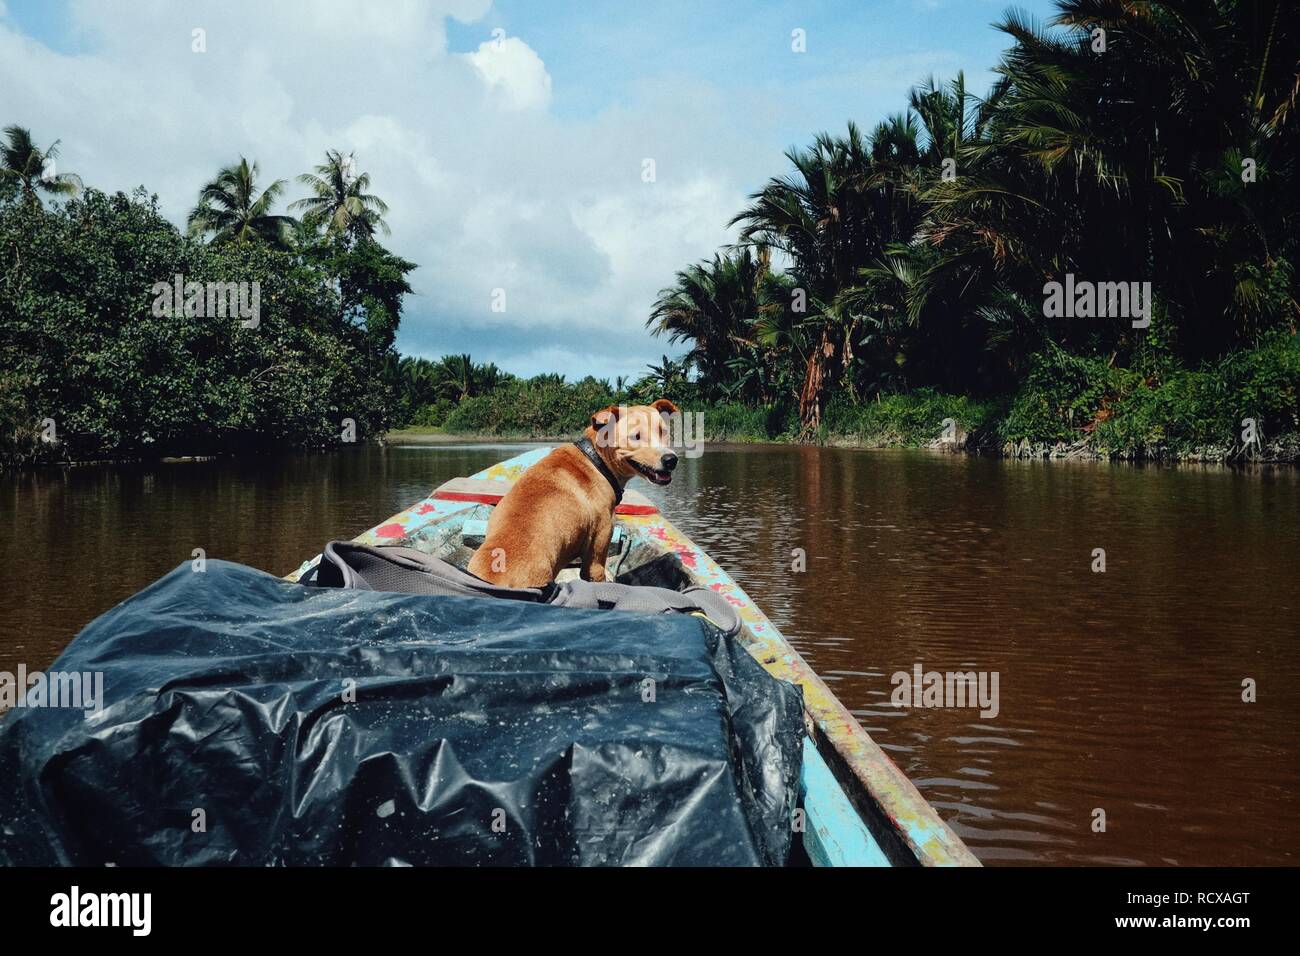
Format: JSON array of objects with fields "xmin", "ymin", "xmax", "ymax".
[
  {"xmin": 591, "ymin": 405, "xmax": 620, "ymax": 429},
  {"xmin": 651, "ymin": 398, "xmax": 679, "ymax": 416}
]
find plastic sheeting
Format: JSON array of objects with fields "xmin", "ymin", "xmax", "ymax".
[{"xmin": 0, "ymin": 560, "xmax": 803, "ymax": 866}]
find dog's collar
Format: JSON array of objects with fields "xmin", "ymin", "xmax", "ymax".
[{"xmin": 572, "ymin": 437, "xmax": 624, "ymax": 505}]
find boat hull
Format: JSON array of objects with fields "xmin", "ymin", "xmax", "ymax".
[{"xmin": 288, "ymin": 447, "xmax": 979, "ymax": 867}]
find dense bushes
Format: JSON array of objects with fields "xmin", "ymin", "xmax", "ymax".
[
  {"xmin": 1, "ymin": 188, "xmax": 412, "ymax": 466},
  {"xmin": 994, "ymin": 334, "xmax": 1300, "ymax": 459},
  {"xmin": 696, "ymin": 403, "xmax": 794, "ymax": 442},
  {"xmin": 823, "ymin": 390, "xmax": 1000, "ymax": 447},
  {"xmin": 407, "ymin": 335, "xmax": 1299, "ymax": 460},
  {"xmin": 998, "ymin": 345, "xmax": 1126, "ymax": 445},
  {"xmin": 798, "ymin": 333, "xmax": 1300, "ymax": 459},
  {"xmin": 415, "ymin": 377, "xmax": 790, "ymax": 443},
  {"xmin": 1090, "ymin": 335, "xmax": 1300, "ymax": 459},
  {"xmin": 442, "ymin": 377, "xmax": 618, "ymax": 436}
]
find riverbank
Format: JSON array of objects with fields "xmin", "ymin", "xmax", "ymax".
[
  {"xmin": 385, "ymin": 422, "xmax": 1300, "ymax": 463},
  {"xmin": 386, "ymin": 373, "xmax": 1300, "ymax": 462},
  {"xmin": 10, "ymin": 340, "xmax": 1300, "ymax": 469},
  {"xmin": 388, "ymin": 335, "xmax": 1300, "ymax": 465},
  {"xmin": 9, "ymin": 406, "xmax": 1297, "ymax": 470}
]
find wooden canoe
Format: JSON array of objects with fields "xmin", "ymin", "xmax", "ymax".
[{"xmin": 287, "ymin": 447, "xmax": 979, "ymax": 867}]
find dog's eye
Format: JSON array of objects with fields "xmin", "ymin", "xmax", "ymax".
[{"xmin": 629, "ymin": 432, "xmax": 640, "ymax": 442}]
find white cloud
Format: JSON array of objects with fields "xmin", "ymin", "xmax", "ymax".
[
  {"xmin": 464, "ymin": 36, "xmax": 552, "ymax": 111},
  {"xmin": 0, "ymin": 1, "xmax": 823, "ymax": 380}
]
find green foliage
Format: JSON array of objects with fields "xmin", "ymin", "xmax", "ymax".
[
  {"xmin": 0, "ymin": 187, "xmax": 412, "ymax": 465},
  {"xmin": 1, "ymin": 125, "xmax": 82, "ymax": 204},
  {"xmin": 641, "ymin": 1, "xmax": 1300, "ymax": 441},
  {"xmin": 647, "ymin": 249, "xmax": 785, "ymax": 404},
  {"xmin": 186, "ymin": 156, "xmax": 294, "ymax": 248},
  {"xmin": 993, "ymin": 334, "xmax": 1300, "ymax": 458},
  {"xmin": 409, "ymin": 398, "xmax": 455, "ymax": 428},
  {"xmin": 626, "ymin": 355, "xmax": 696, "ymax": 407},
  {"xmin": 390, "ymin": 353, "xmax": 515, "ymax": 426},
  {"xmin": 824, "ymin": 390, "xmax": 1000, "ymax": 446},
  {"xmin": 693, "ymin": 403, "xmax": 795, "ymax": 442},
  {"xmin": 0, "ymin": 370, "xmax": 40, "ymax": 464},
  {"xmin": 442, "ymin": 375, "xmax": 616, "ymax": 436},
  {"xmin": 999, "ymin": 345, "xmax": 1131, "ymax": 444},
  {"xmin": 429, "ymin": 379, "xmax": 794, "ymax": 444},
  {"xmin": 290, "ymin": 149, "xmax": 390, "ymax": 240},
  {"xmin": 392, "ymin": 335, "xmax": 1298, "ymax": 462},
  {"xmin": 1093, "ymin": 334, "xmax": 1300, "ymax": 457}
]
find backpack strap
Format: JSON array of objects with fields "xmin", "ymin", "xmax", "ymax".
[
  {"xmin": 307, "ymin": 542, "xmax": 737, "ymax": 634},
  {"xmin": 311, "ymin": 541, "xmax": 549, "ymax": 601},
  {"xmin": 550, "ymin": 579, "xmax": 741, "ymax": 636}
]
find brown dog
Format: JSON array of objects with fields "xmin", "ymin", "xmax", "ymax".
[{"xmin": 467, "ymin": 399, "xmax": 679, "ymax": 587}]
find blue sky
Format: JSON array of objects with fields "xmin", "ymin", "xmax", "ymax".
[{"xmin": 1, "ymin": 0, "xmax": 1060, "ymax": 382}]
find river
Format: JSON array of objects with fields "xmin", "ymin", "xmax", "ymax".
[{"xmin": 3, "ymin": 443, "xmax": 1297, "ymax": 865}]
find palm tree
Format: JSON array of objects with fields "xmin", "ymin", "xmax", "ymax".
[
  {"xmin": 731, "ymin": 122, "xmax": 919, "ymax": 430},
  {"xmin": 529, "ymin": 372, "xmax": 567, "ymax": 388},
  {"xmin": 854, "ymin": 72, "xmax": 1017, "ymax": 392},
  {"xmin": 432, "ymin": 354, "xmax": 478, "ymax": 402},
  {"xmin": 475, "ymin": 361, "xmax": 505, "ymax": 394},
  {"xmin": 724, "ymin": 347, "xmax": 786, "ymax": 406},
  {"xmin": 0, "ymin": 126, "xmax": 82, "ymax": 204},
  {"xmin": 921, "ymin": 1, "xmax": 1299, "ymax": 361},
  {"xmin": 646, "ymin": 0, "xmax": 1299, "ymax": 428},
  {"xmin": 647, "ymin": 247, "xmax": 767, "ymax": 400},
  {"xmin": 291, "ymin": 150, "xmax": 390, "ymax": 240},
  {"xmin": 187, "ymin": 157, "xmax": 294, "ymax": 247},
  {"xmin": 399, "ymin": 356, "xmax": 440, "ymax": 410},
  {"xmin": 642, "ymin": 355, "xmax": 689, "ymax": 395},
  {"xmin": 908, "ymin": 73, "xmax": 972, "ymax": 167}
]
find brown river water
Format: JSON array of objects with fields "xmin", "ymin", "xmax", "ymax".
[{"xmin": 2, "ymin": 443, "xmax": 1297, "ymax": 865}]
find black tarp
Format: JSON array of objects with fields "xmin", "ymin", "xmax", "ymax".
[{"xmin": 0, "ymin": 560, "xmax": 803, "ymax": 866}]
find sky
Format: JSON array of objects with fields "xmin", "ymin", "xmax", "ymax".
[{"xmin": 0, "ymin": 0, "xmax": 1060, "ymax": 383}]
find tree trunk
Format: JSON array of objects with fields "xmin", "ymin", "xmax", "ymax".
[{"xmin": 798, "ymin": 329, "xmax": 838, "ymax": 436}]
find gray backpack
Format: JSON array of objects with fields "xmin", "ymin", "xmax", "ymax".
[{"xmin": 306, "ymin": 540, "xmax": 742, "ymax": 637}]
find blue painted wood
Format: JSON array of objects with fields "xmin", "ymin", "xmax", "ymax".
[
  {"xmin": 468, "ymin": 447, "xmax": 551, "ymax": 480},
  {"xmin": 799, "ymin": 738, "xmax": 892, "ymax": 867}
]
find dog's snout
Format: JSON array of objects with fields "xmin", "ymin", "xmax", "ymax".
[{"xmin": 661, "ymin": 452, "xmax": 678, "ymax": 471}]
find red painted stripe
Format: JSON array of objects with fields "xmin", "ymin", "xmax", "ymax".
[
  {"xmin": 433, "ymin": 490, "xmax": 504, "ymax": 505},
  {"xmin": 433, "ymin": 489, "xmax": 659, "ymax": 516}
]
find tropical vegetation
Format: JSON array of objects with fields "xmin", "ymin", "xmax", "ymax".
[
  {"xmin": 638, "ymin": 0, "xmax": 1300, "ymax": 458},
  {"xmin": 5, "ymin": 0, "xmax": 1300, "ymax": 466},
  {"xmin": 1, "ymin": 125, "xmax": 83, "ymax": 205},
  {"xmin": 2, "ymin": 137, "xmax": 412, "ymax": 466},
  {"xmin": 186, "ymin": 157, "xmax": 296, "ymax": 248}
]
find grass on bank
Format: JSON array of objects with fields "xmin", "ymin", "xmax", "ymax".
[{"xmin": 392, "ymin": 334, "xmax": 1300, "ymax": 462}]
